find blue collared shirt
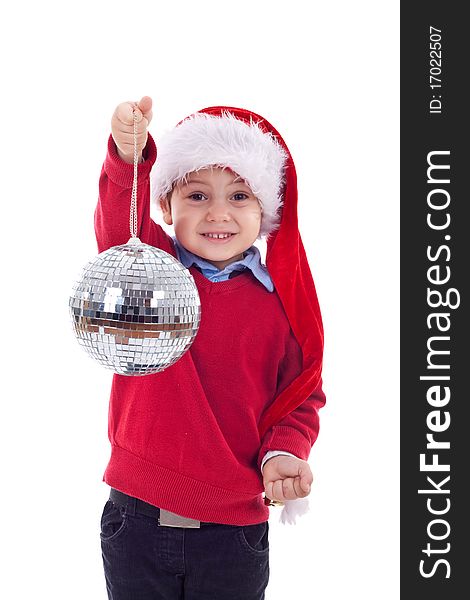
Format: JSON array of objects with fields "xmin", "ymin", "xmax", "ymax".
[{"xmin": 172, "ymin": 236, "xmax": 274, "ymax": 292}]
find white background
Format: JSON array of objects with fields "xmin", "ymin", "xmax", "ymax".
[{"xmin": 1, "ymin": 1, "xmax": 399, "ymax": 598}]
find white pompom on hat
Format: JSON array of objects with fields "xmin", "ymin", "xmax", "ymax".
[{"xmin": 150, "ymin": 111, "xmax": 289, "ymax": 237}]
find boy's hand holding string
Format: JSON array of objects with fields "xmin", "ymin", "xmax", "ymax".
[{"xmin": 111, "ymin": 96, "xmax": 153, "ymax": 164}]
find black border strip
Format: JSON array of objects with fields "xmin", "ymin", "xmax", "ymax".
[{"xmin": 401, "ymin": 3, "xmax": 468, "ymax": 597}]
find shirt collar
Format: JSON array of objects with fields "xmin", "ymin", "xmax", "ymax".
[{"xmin": 172, "ymin": 236, "xmax": 274, "ymax": 292}]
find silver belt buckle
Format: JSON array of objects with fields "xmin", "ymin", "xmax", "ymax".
[{"xmin": 159, "ymin": 508, "xmax": 201, "ymax": 528}]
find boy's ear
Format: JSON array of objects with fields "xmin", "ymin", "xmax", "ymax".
[{"xmin": 159, "ymin": 196, "xmax": 173, "ymax": 225}]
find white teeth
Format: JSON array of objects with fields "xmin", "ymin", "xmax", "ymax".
[{"xmin": 204, "ymin": 233, "xmax": 233, "ymax": 239}]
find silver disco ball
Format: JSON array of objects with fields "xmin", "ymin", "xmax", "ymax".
[{"xmin": 69, "ymin": 238, "xmax": 201, "ymax": 375}]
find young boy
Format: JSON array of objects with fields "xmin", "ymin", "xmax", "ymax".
[{"xmin": 96, "ymin": 96, "xmax": 325, "ymax": 599}]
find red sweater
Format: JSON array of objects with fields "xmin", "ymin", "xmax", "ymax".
[{"xmin": 95, "ymin": 135, "xmax": 326, "ymax": 525}]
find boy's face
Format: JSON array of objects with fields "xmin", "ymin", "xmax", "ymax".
[{"xmin": 160, "ymin": 167, "xmax": 262, "ymax": 270}]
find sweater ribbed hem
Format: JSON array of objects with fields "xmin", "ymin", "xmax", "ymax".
[{"xmin": 103, "ymin": 444, "xmax": 269, "ymax": 526}]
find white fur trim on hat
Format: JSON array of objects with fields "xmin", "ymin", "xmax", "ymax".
[{"xmin": 150, "ymin": 111, "xmax": 288, "ymax": 237}]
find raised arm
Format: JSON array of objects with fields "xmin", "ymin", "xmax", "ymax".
[{"xmin": 94, "ymin": 97, "xmax": 175, "ymax": 256}]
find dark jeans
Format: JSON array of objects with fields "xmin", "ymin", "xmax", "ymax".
[{"xmin": 100, "ymin": 489, "xmax": 270, "ymax": 599}]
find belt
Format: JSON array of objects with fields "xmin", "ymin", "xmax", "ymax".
[{"xmin": 109, "ymin": 488, "xmax": 205, "ymax": 528}]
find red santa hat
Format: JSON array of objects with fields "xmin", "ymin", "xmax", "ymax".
[
  {"xmin": 151, "ymin": 106, "xmax": 324, "ymax": 439},
  {"xmin": 151, "ymin": 110, "xmax": 288, "ymax": 237}
]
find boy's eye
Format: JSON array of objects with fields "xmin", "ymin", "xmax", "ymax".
[
  {"xmin": 232, "ymin": 193, "xmax": 249, "ymax": 201},
  {"xmin": 187, "ymin": 192, "xmax": 249, "ymax": 202}
]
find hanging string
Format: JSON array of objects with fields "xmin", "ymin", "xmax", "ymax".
[{"xmin": 129, "ymin": 108, "xmax": 139, "ymax": 239}]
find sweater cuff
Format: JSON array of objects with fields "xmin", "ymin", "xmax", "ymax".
[
  {"xmin": 257, "ymin": 425, "xmax": 312, "ymax": 471},
  {"xmin": 104, "ymin": 133, "xmax": 157, "ymax": 189},
  {"xmin": 260, "ymin": 450, "xmax": 299, "ymax": 473}
]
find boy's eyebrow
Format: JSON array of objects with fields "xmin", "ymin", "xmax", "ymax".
[{"xmin": 182, "ymin": 179, "xmax": 210, "ymax": 185}]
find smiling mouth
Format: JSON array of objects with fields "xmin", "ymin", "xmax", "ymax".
[{"xmin": 200, "ymin": 233, "xmax": 237, "ymax": 239}]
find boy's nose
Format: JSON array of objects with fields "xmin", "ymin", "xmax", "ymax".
[{"xmin": 205, "ymin": 199, "xmax": 231, "ymax": 221}]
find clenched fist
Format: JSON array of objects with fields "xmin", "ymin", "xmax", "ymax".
[
  {"xmin": 262, "ymin": 455, "xmax": 313, "ymax": 503},
  {"xmin": 111, "ymin": 96, "xmax": 153, "ymax": 164}
]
